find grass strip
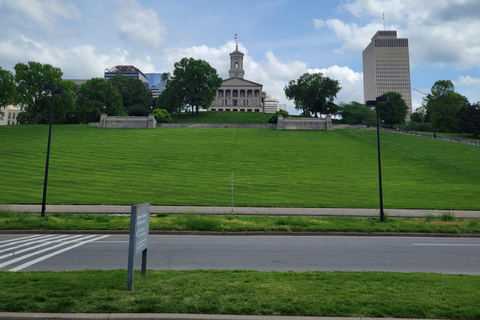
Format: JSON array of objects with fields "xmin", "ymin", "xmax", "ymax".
[
  {"xmin": 1, "ymin": 211, "xmax": 479, "ymax": 234},
  {"xmin": 0, "ymin": 270, "xmax": 478, "ymax": 318}
]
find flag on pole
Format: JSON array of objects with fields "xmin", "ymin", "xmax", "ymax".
[{"xmin": 235, "ymin": 34, "xmax": 237, "ymax": 40}]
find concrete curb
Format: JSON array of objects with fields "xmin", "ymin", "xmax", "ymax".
[{"xmin": 0, "ymin": 314, "xmax": 436, "ymax": 320}]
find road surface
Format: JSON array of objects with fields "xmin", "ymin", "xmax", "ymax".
[{"xmin": 1, "ymin": 234, "xmax": 479, "ymax": 274}]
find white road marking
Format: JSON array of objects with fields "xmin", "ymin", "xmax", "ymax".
[
  {"xmin": 0, "ymin": 235, "xmax": 46, "ymax": 247},
  {"xmin": 0, "ymin": 235, "xmax": 68, "ymax": 254},
  {"xmin": 0, "ymin": 235, "xmax": 82, "ymax": 260},
  {"xmin": 9, "ymin": 235, "xmax": 110, "ymax": 271},
  {"xmin": 0, "ymin": 235, "xmax": 104, "ymax": 269}
]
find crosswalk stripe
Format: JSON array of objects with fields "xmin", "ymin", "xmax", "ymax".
[
  {"xmin": 0, "ymin": 235, "xmax": 78, "ymax": 259},
  {"xmin": 9, "ymin": 235, "xmax": 110, "ymax": 271},
  {"xmin": 0, "ymin": 235, "xmax": 46, "ymax": 247},
  {"xmin": 0, "ymin": 235, "xmax": 101, "ymax": 269},
  {"xmin": 0, "ymin": 235, "xmax": 67, "ymax": 254}
]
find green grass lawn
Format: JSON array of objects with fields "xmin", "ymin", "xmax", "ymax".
[
  {"xmin": 172, "ymin": 111, "xmax": 272, "ymax": 123},
  {"xmin": 0, "ymin": 270, "xmax": 478, "ymax": 318},
  {"xmin": 1, "ymin": 125, "xmax": 479, "ymax": 209}
]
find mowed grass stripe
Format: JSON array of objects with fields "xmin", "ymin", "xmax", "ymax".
[{"xmin": 1, "ymin": 125, "xmax": 479, "ymax": 209}]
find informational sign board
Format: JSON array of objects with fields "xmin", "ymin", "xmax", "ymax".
[{"xmin": 126, "ymin": 203, "xmax": 150, "ymax": 291}]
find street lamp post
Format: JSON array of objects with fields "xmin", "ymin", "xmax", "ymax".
[
  {"xmin": 366, "ymin": 95, "xmax": 389, "ymax": 222},
  {"xmin": 41, "ymin": 84, "xmax": 64, "ymax": 218}
]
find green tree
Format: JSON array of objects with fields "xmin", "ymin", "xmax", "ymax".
[
  {"xmin": 109, "ymin": 75, "xmax": 153, "ymax": 116},
  {"xmin": 457, "ymin": 103, "xmax": 480, "ymax": 138},
  {"xmin": 156, "ymin": 85, "xmax": 183, "ymax": 114},
  {"xmin": 339, "ymin": 101, "xmax": 376, "ymax": 126},
  {"xmin": 14, "ymin": 61, "xmax": 65, "ymax": 124},
  {"xmin": 169, "ymin": 58, "xmax": 222, "ymax": 115},
  {"xmin": 425, "ymin": 80, "xmax": 469, "ymax": 132},
  {"xmin": 410, "ymin": 105, "xmax": 427, "ymax": 123},
  {"xmin": 0, "ymin": 67, "xmax": 17, "ymax": 120},
  {"xmin": 76, "ymin": 78, "xmax": 125, "ymax": 123},
  {"xmin": 378, "ymin": 92, "xmax": 408, "ymax": 127},
  {"xmin": 153, "ymin": 108, "xmax": 172, "ymax": 123},
  {"xmin": 268, "ymin": 110, "xmax": 290, "ymax": 124},
  {"xmin": 284, "ymin": 72, "xmax": 341, "ymax": 118}
]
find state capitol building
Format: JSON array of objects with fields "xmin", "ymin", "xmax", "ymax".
[{"xmin": 209, "ymin": 45, "xmax": 269, "ymax": 113}]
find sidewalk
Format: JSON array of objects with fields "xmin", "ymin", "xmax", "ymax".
[{"xmin": 3, "ymin": 204, "xmax": 480, "ymax": 218}]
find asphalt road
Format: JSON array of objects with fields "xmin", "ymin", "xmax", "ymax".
[{"xmin": 1, "ymin": 234, "xmax": 479, "ymax": 274}]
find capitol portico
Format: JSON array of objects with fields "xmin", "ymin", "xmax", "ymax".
[{"xmin": 209, "ymin": 45, "xmax": 266, "ymax": 112}]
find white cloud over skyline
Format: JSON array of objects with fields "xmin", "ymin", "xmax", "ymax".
[{"xmin": 1, "ymin": 0, "xmax": 479, "ymax": 113}]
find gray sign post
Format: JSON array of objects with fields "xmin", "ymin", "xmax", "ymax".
[{"xmin": 127, "ymin": 203, "xmax": 150, "ymax": 291}]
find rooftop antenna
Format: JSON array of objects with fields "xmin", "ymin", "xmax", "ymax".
[{"xmin": 235, "ymin": 33, "xmax": 238, "ymax": 49}]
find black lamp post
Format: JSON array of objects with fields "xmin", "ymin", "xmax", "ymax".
[
  {"xmin": 366, "ymin": 95, "xmax": 389, "ymax": 222},
  {"xmin": 41, "ymin": 84, "xmax": 64, "ymax": 217}
]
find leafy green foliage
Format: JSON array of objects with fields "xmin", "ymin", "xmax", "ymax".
[
  {"xmin": 14, "ymin": 61, "xmax": 65, "ymax": 124},
  {"xmin": 153, "ymin": 108, "xmax": 172, "ymax": 123},
  {"xmin": 75, "ymin": 78, "xmax": 125, "ymax": 123},
  {"xmin": 424, "ymin": 80, "xmax": 469, "ymax": 132},
  {"xmin": 169, "ymin": 57, "xmax": 223, "ymax": 115},
  {"xmin": 457, "ymin": 103, "xmax": 480, "ymax": 138},
  {"xmin": 379, "ymin": 92, "xmax": 408, "ymax": 127},
  {"xmin": 0, "ymin": 67, "xmax": 17, "ymax": 119},
  {"xmin": 108, "ymin": 75, "xmax": 153, "ymax": 116},
  {"xmin": 268, "ymin": 110, "xmax": 289, "ymax": 123},
  {"xmin": 284, "ymin": 72, "xmax": 341, "ymax": 117},
  {"xmin": 339, "ymin": 101, "xmax": 376, "ymax": 126}
]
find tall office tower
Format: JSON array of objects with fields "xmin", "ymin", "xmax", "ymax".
[{"xmin": 363, "ymin": 30, "xmax": 412, "ymax": 115}]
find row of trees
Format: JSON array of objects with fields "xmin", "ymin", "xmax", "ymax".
[
  {"xmin": 0, "ymin": 61, "xmax": 155, "ymax": 124},
  {"xmin": 283, "ymin": 72, "xmax": 409, "ymax": 127},
  {"xmin": 410, "ymin": 80, "xmax": 480, "ymax": 137},
  {"xmin": 1, "ymin": 58, "xmax": 224, "ymax": 124}
]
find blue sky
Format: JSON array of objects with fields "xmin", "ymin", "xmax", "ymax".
[{"xmin": 1, "ymin": 0, "xmax": 480, "ymax": 114}]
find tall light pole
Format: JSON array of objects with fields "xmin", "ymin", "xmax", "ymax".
[
  {"xmin": 41, "ymin": 84, "xmax": 64, "ymax": 218},
  {"xmin": 366, "ymin": 95, "xmax": 389, "ymax": 222}
]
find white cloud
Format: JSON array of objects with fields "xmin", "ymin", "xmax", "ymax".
[
  {"xmin": 1, "ymin": 0, "xmax": 81, "ymax": 32},
  {"xmin": 160, "ymin": 41, "xmax": 365, "ymax": 114},
  {"xmin": 308, "ymin": 65, "xmax": 364, "ymax": 104},
  {"xmin": 319, "ymin": 0, "xmax": 480, "ymax": 69},
  {"xmin": 114, "ymin": 0, "xmax": 166, "ymax": 50},
  {"xmin": 0, "ymin": 35, "xmax": 155, "ymax": 78}
]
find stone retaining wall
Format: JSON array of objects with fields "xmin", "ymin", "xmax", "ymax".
[
  {"xmin": 277, "ymin": 114, "xmax": 333, "ymax": 130},
  {"xmin": 97, "ymin": 113, "xmax": 156, "ymax": 129}
]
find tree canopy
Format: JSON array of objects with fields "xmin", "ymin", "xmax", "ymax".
[
  {"xmin": 109, "ymin": 75, "xmax": 153, "ymax": 116},
  {"xmin": 339, "ymin": 101, "xmax": 376, "ymax": 126},
  {"xmin": 76, "ymin": 78, "xmax": 125, "ymax": 123},
  {"xmin": 424, "ymin": 80, "xmax": 469, "ymax": 132},
  {"xmin": 0, "ymin": 67, "xmax": 17, "ymax": 120},
  {"xmin": 378, "ymin": 92, "xmax": 409, "ymax": 127},
  {"xmin": 168, "ymin": 58, "xmax": 222, "ymax": 115},
  {"xmin": 14, "ymin": 61, "xmax": 64, "ymax": 124},
  {"xmin": 457, "ymin": 103, "xmax": 480, "ymax": 138},
  {"xmin": 284, "ymin": 72, "xmax": 341, "ymax": 117}
]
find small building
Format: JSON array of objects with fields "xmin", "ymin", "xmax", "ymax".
[
  {"xmin": 0, "ymin": 105, "xmax": 22, "ymax": 125},
  {"xmin": 209, "ymin": 45, "xmax": 266, "ymax": 112},
  {"xmin": 104, "ymin": 65, "xmax": 149, "ymax": 89},
  {"xmin": 264, "ymin": 95, "xmax": 280, "ymax": 113}
]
